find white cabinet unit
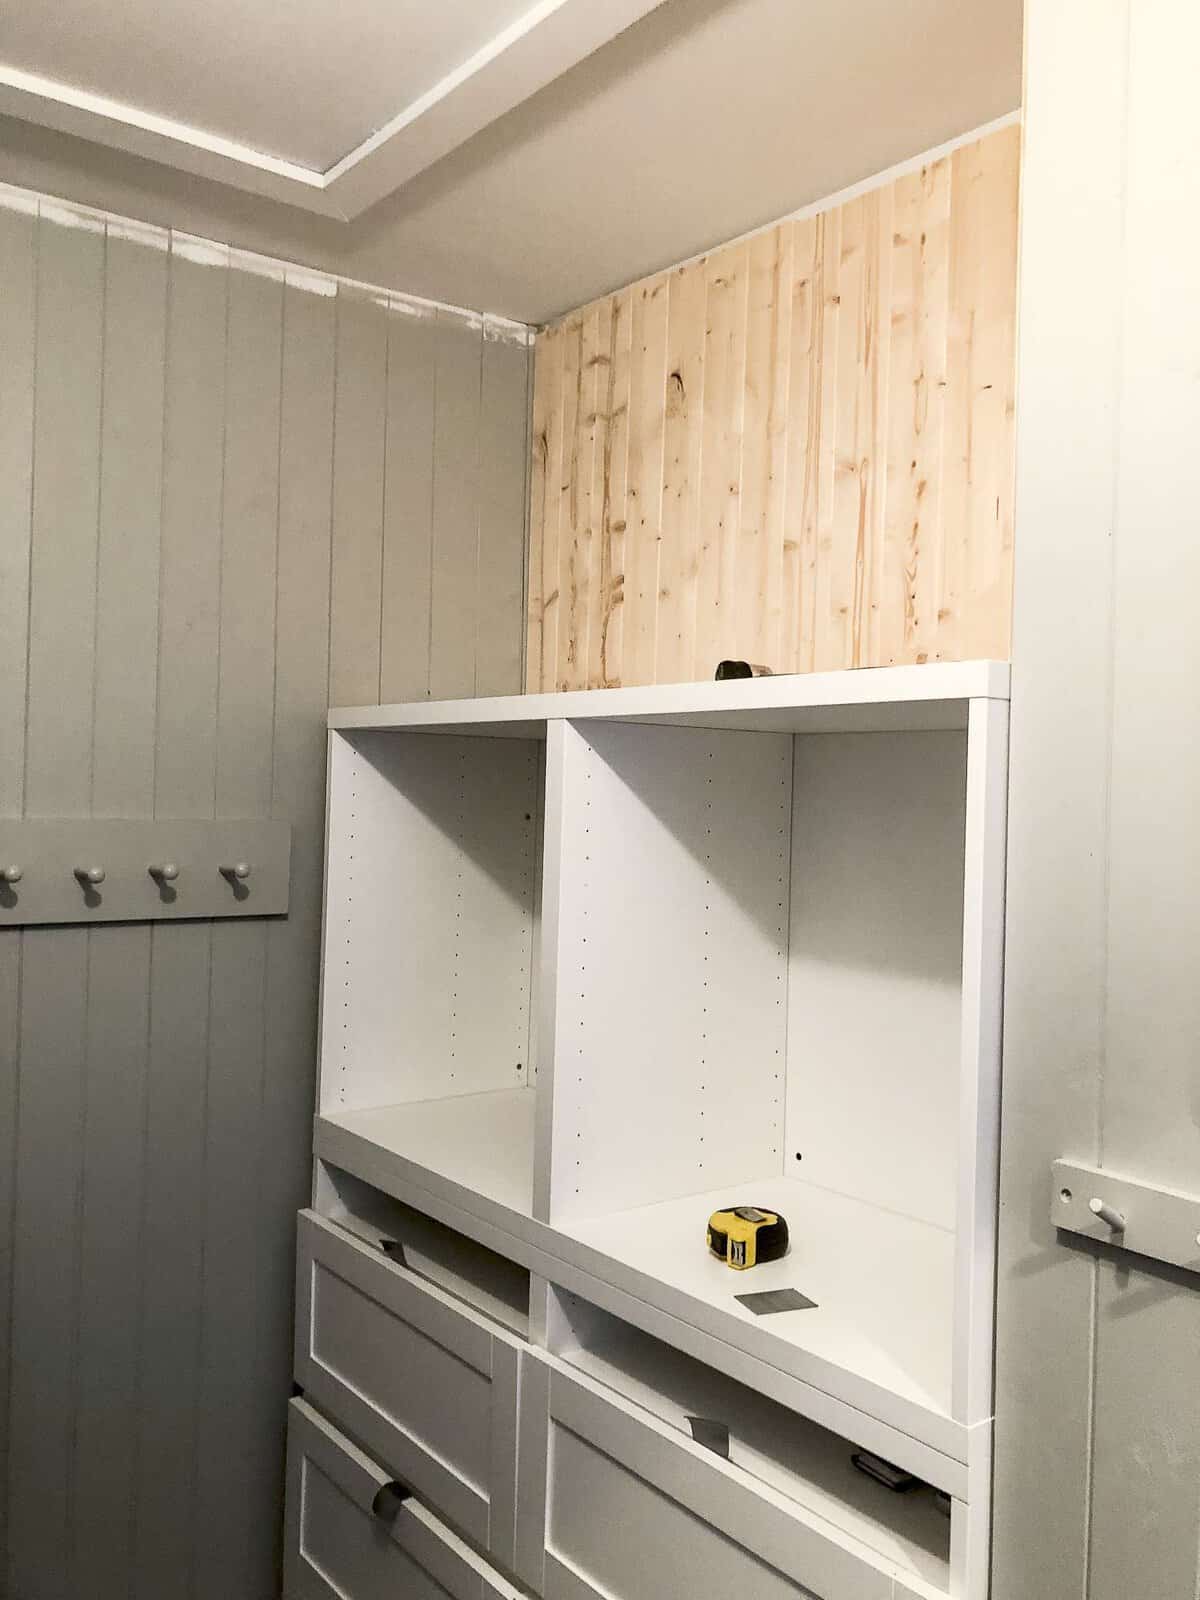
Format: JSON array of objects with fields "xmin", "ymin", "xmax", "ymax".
[{"xmin": 294, "ymin": 662, "xmax": 1009, "ymax": 1599}]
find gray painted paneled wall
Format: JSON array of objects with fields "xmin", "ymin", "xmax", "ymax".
[
  {"xmin": 995, "ymin": 3, "xmax": 1200, "ymax": 1597},
  {"xmin": 0, "ymin": 188, "xmax": 530, "ymax": 1600}
]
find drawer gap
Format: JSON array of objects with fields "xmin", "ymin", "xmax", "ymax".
[{"xmin": 319, "ymin": 1162, "xmax": 530, "ymax": 1337}]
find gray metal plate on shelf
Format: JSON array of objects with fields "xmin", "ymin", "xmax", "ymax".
[
  {"xmin": 0, "ymin": 818, "xmax": 291, "ymax": 925},
  {"xmin": 1052, "ymin": 1158, "xmax": 1200, "ymax": 1275}
]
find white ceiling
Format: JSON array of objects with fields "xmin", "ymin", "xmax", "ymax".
[
  {"xmin": 2, "ymin": 0, "xmax": 543, "ymax": 170},
  {"xmin": 0, "ymin": 0, "xmax": 669, "ymax": 215},
  {"xmin": 0, "ymin": 0, "xmax": 1023, "ymax": 324}
]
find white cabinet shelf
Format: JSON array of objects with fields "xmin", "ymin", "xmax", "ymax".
[
  {"xmin": 561, "ymin": 1176, "xmax": 955, "ymax": 1425},
  {"xmin": 314, "ymin": 661, "xmax": 1009, "ymax": 1598},
  {"xmin": 321, "ymin": 1087, "xmax": 537, "ymax": 1220}
]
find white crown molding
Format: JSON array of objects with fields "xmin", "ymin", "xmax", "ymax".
[{"xmin": 0, "ymin": 0, "xmax": 667, "ymax": 221}]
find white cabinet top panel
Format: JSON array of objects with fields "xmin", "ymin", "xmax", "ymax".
[{"xmin": 329, "ymin": 660, "xmax": 1011, "ymax": 738}]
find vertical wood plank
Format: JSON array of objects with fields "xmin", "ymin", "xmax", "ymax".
[
  {"xmin": 429, "ymin": 311, "xmax": 484, "ymax": 698},
  {"xmin": 329, "ymin": 285, "xmax": 388, "ymax": 706},
  {"xmin": 8, "ymin": 205, "xmax": 104, "ymax": 1600},
  {"xmin": 861, "ymin": 184, "xmax": 894, "ymax": 669},
  {"xmin": 818, "ymin": 194, "xmax": 871, "ymax": 672},
  {"xmin": 782, "ymin": 215, "xmax": 823, "ymax": 674},
  {"xmin": 214, "ymin": 261, "xmax": 283, "ymax": 811},
  {"xmin": 959, "ymin": 124, "xmax": 1020, "ymax": 663},
  {"xmin": 71, "ymin": 220, "xmax": 166, "ymax": 1600},
  {"xmin": 476, "ymin": 328, "xmax": 531, "ymax": 696},
  {"xmin": 23, "ymin": 210, "xmax": 104, "ymax": 819},
  {"xmin": 379, "ymin": 305, "xmax": 438, "ymax": 703},
  {"xmin": 526, "ymin": 326, "xmax": 557, "ymax": 691},
  {"xmin": 737, "ymin": 226, "xmax": 793, "ymax": 670},
  {"xmin": 72, "ymin": 928, "xmax": 151, "ymax": 1599},
  {"xmin": 656, "ymin": 263, "xmax": 707, "ymax": 684},
  {"xmin": 153, "ymin": 243, "xmax": 227, "ymax": 821},
  {"xmin": 623, "ymin": 274, "xmax": 670, "ymax": 686},
  {"xmin": 554, "ymin": 315, "xmax": 584, "ymax": 692},
  {"xmin": 90, "ymin": 226, "xmax": 168, "ymax": 819},
  {"xmin": 0, "ymin": 199, "xmax": 36, "ymax": 821},
  {"xmin": 810, "ymin": 210, "xmax": 844, "ymax": 677},
  {"xmin": 253, "ymin": 272, "xmax": 337, "ymax": 1595},
  {"xmin": 0, "ymin": 929, "xmax": 18, "ymax": 1587},
  {"xmin": 560, "ymin": 306, "xmax": 601, "ymax": 692},
  {"xmin": 0, "ymin": 197, "xmax": 36, "ymax": 1590},
  {"xmin": 7, "ymin": 932, "xmax": 89, "ymax": 1600},
  {"xmin": 597, "ymin": 291, "xmax": 633, "ymax": 689},
  {"xmin": 694, "ymin": 246, "xmax": 749, "ymax": 678},
  {"xmin": 882, "ymin": 158, "xmax": 952, "ymax": 666},
  {"xmin": 134, "ymin": 237, "xmax": 228, "ymax": 1600},
  {"xmin": 579, "ymin": 299, "xmax": 613, "ymax": 692},
  {"xmin": 192, "ymin": 256, "xmax": 284, "ymax": 1600}
]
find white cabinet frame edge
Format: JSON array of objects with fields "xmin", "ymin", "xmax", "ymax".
[{"xmin": 328, "ymin": 660, "xmax": 1011, "ymax": 733}]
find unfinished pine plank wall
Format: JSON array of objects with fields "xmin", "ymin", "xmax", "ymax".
[
  {"xmin": 527, "ymin": 120, "xmax": 1020, "ymax": 690},
  {"xmin": 0, "ymin": 185, "xmax": 529, "ymax": 1600}
]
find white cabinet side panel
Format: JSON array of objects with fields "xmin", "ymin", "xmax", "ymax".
[
  {"xmin": 321, "ymin": 730, "xmax": 538, "ymax": 1112},
  {"xmin": 786, "ymin": 731, "xmax": 967, "ymax": 1232},
  {"xmin": 548, "ymin": 722, "xmax": 792, "ymax": 1222}
]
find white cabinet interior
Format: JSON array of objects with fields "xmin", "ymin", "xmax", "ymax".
[{"xmin": 289, "ymin": 663, "xmax": 1009, "ymax": 1600}]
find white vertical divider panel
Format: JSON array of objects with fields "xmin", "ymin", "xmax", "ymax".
[
  {"xmin": 71, "ymin": 218, "xmax": 166, "ymax": 1600},
  {"xmin": 546, "ymin": 720, "xmax": 791, "ymax": 1223},
  {"xmin": 0, "ymin": 193, "xmax": 36, "ymax": 1590},
  {"xmin": 320, "ymin": 731, "xmax": 538, "ymax": 1113},
  {"xmin": 7, "ymin": 203, "xmax": 104, "ymax": 1600},
  {"xmin": 135, "ymin": 236, "xmax": 227, "ymax": 1600},
  {"xmin": 952, "ymin": 700, "xmax": 1008, "ymax": 1430},
  {"xmin": 786, "ymin": 731, "xmax": 967, "ymax": 1232},
  {"xmin": 532, "ymin": 720, "xmax": 575, "ymax": 1224},
  {"xmin": 196, "ymin": 256, "xmax": 284, "ymax": 1600}
]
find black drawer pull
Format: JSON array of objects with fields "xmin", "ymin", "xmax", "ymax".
[{"xmin": 371, "ymin": 1480, "xmax": 411, "ymax": 1520}]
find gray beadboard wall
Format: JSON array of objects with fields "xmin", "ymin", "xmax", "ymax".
[{"xmin": 0, "ymin": 188, "xmax": 530, "ymax": 1600}]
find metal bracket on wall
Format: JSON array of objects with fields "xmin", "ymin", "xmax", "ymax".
[
  {"xmin": 0, "ymin": 819, "xmax": 291, "ymax": 926},
  {"xmin": 1052, "ymin": 1158, "xmax": 1200, "ymax": 1276}
]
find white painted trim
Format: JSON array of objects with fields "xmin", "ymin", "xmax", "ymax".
[
  {"xmin": 0, "ymin": 0, "xmax": 668, "ymax": 221},
  {"xmin": 952, "ymin": 699, "xmax": 1010, "ymax": 1426},
  {"xmin": 541, "ymin": 107, "xmax": 1024, "ymax": 330},
  {"xmin": 0, "ymin": 178, "xmax": 533, "ymax": 338}
]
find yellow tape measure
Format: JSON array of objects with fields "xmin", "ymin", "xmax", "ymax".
[{"xmin": 706, "ymin": 1205, "xmax": 789, "ymax": 1270}]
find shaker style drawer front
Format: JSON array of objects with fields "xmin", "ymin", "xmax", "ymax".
[
  {"xmin": 284, "ymin": 1398, "xmax": 523, "ymax": 1600},
  {"xmin": 518, "ymin": 1358, "xmax": 939, "ymax": 1600},
  {"xmin": 295, "ymin": 1209, "xmax": 522, "ymax": 1565}
]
